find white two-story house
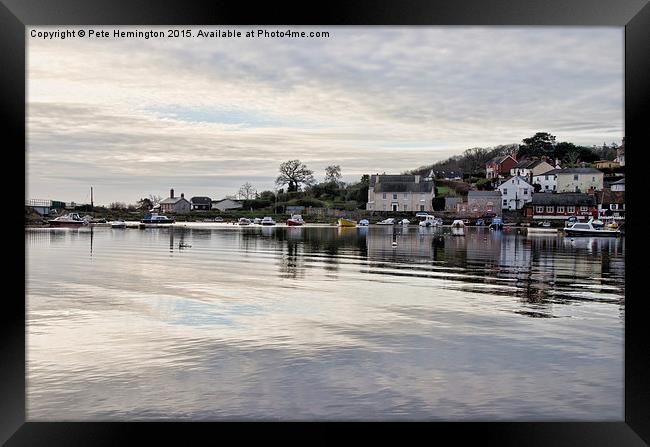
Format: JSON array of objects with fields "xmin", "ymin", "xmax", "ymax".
[
  {"xmin": 496, "ymin": 176, "xmax": 533, "ymax": 210},
  {"xmin": 532, "ymin": 168, "xmax": 561, "ymax": 193},
  {"xmin": 366, "ymin": 174, "xmax": 435, "ymax": 212}
]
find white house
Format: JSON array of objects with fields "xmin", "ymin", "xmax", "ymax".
[
  {"xmin": 509, "ymin": 158, "xmax": 556, "ymax": 182},
  {"xmin": 610, "ymin": 178, "xmax": 625, "ymax": 192},
  {"xmin": 366, "ymin": 174, "xmax": 435, "ymax": 212},
  {"xmin": 212, "ymin": 199, "xmax": 243, "ymax": 212},
  {"xmin": 555, "ymin": 168, "xmax": 604, "ymax": 193},
  {"xmin": 532, "ymin": 168, "xmax": 561, "ymax": 193},
  {"xmin": 497, "ymin": 176, "xmax": 533, "ymax": 210}
]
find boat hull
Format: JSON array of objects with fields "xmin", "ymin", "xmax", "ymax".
[
  {"xmin": 287, "ymin": 220, "xmax": 304, "ymax": 226},
  {"xmin": 49, "ymin": 220, "xmax": 87, "ymax": 227},
  {"xmin": 564, "ymin": 229, "xmax": 620, "ymax": 236},
  {"xmin": 337, "ymin": 219, "xmax": 356, "ymax": 227}
]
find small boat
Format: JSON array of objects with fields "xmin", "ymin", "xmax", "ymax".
[
  {"xmin": 110, "ymin": 219, "xmax": 126, "ymax": 228},
  {"xmin": 476, "ymin": 219, "xmax": 485, "ymax": 226},
  {"xmin": 287, "ymin": 215, "xmax": 305, "ymax": 226},
  {"xmin": 238, "ymin": 218, "xmax": 251, "ymax": 225},
  {"xmin": 377, "ymin": 218, "xmax": 396, "ymax": 225},
  {"xmin": 49, "ymin": 213, "xmax": 88, "ymax": 227},
  {"xmin": 213, "ymin": 216, "xmax": 224, "ymax": 222},
  {"xmin": 358, "ymin": 219, "xmax": 369, "ymax": 226},
  {"xmin": 451, "ymin": 220, "xmax": 465, "ymax": 236},
  {"xmin": 590, "ymin": 218, "xmax": 604, "ymax": 229},
  {"xmin": 141, "ymin": 213, "xmax": 175, "ymax": 224},
  {"xmin": 489, "ymin": 217, "xmax": 503, "ymax": 230},
  {"xmin": 451, "ymin": 219, "xmax": 465, "ymax": 228},
  {"xmin": 606, "ymin": 221, "xmax": 620, "ymax": 229},
  {"xmin": 261, "ymin": 216, "xmax": 276, "ymax": 226},
  {"xmin": 337, "ymin": 217, "xmax": 356, "ymax": 227},
  {"xmin": 539, "ymin": 220, "xmax": 551, "ymax": 227},
  {"xmin": 564, "ymin": 218, "xmax": 621, "ymax": 236},
  {"xmin": 251, "ymin": 217, "xmax": 261, "ymax": 224},
  {"xmin": 418, "ymin": 215, "xmax": 440, "ymax": 227},
  {"xmin": 400, "ymin": 219, "xmax": 410, "ymax": 225}
]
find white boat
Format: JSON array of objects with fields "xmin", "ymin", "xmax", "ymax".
[
  {"xmin": 418, "ymin": 215, "xmax": 440, "ymax": 227},
  {"xmin": 451, "ymin": 219, "xmax": 465, "ymax": 228},
  {"xmin": 400, "ymin": 219, "xmax": 410, "ymax": 225},
  {"xmin": 252, "ymin": 217, "xmax": 262, "ymax": 224},
  {"xmin": 110, "ymin": 219, "xmax": 126, "ymax": 228},
  {"xmin": 377, "ymin": 218, "xmax": 396, "ymax": 225},
  {"xmin": 564, "ymin": 218, "xmax": 620, "ymax": 236},
  {"xmin": 49, "ymin": 212, "xmax": 88, "ymax": 227},
  {"xmin": 261, "ymin": 216, "xmax": 276, "ymax": 226},
  {"xmin": 238, "ymin": 218, "xmax": 251, "ymax": 225},
  {"xmin": 141, "ymin": 213, "xmax": 175, "ymax": 224},
  {"xmin": 358, "ymin": 219, "xmax": 369, "ymax": 226}
]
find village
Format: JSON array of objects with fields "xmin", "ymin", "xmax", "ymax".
[{"xmin": 25, "ymin": 134, "xmax": 625, "ymax": 231}]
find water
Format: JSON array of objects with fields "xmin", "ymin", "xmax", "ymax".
[{"xmin": 26, "ymin": 224, "xmax": 625, "ymax": 420}]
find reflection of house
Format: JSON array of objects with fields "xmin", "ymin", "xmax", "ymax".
[
  {"xmin": 524, "ymin": 193, "xmax": 597, "ymax": 220},
  {"xmin": 610, "ymin": 178, "xmax": 625, "ymax": 192},
  {"xmin": 596, "ymin": 189, "xmax": 625, "ymax": 219},
  {"xmin": 212, "ymin": 199, "xmax": 243, "ymax": 212},
  {"xmin": 555, "ymin": 168, "xmax": 604, "ymax": 193},
  {"xmin": 486, "ymin": 154, "xmax": 517, "ymax": 181},
  {"xmin": 466, "ymin": 190, "xmax": 502, "ymax": 215},
  {"xmin": 190, "ymin": 196, "xmax": 212, "ymax": 211},
  {"xmin": 366, "ymin": 174, "xmax": 435, "ymax": 212},
  {"xmin": 496, "ymin": 176, "xmax": 533, "ymax": 210},
  {"xmin": 532, "ymin": 168, "xmax": 561, "ymax": 193},
  {"xmin": 160, "ymin": 188, "xmax": 191, "ymax": 214},
  {"xmin": 509, "ymin": 158, "xmax": 555, "ymax": 182}
]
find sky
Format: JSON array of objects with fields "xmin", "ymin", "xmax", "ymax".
[{"xmin": 27, "ymin": 26, "xmax": 624, "ymax": 205}]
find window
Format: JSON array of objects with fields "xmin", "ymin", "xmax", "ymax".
[
  {"xmin": 382, "ymin": 193, "xmax": 386, "ymax": 199},
  {"xmin": 574, "ymin": 174, "xmax": 579, "ymax": 181},
  {"xmin": 580, "ymin": 206, "xmax": 588, "ymax": 213},
  {"xmin": 503, "ymin": 199, "xmax": 508, "ymax": 206},
  {"xmin": 545, "ymin": 175, "xmax": 549, "ymax": 180},
  {"xmin": 557, "ymin": 206, "xmax": 565, "ymax": 213},
  {"xmin": 420, "ymin": 205, "xmax": 425, "ymax": 211},
  {"xmin": 403, "ymin": 204, "xmax": 408, "ymax": 211},
  {"xmin": 545, "ymin": 185, "xmax": 549, "ymax": 190},
  {"xmin": 403, "ymin": 193, "xmax": 408, "ymax": 198},
  {"xmin": 524, "ymin": 188, "xmax": 528, "ymax": 195},
  {"xmin": 546, "ymin": 206, "xmax": 554, "ymax": 213},
  {"xmin": 393, "ymin": 194, "xmax": 398, "ymax": 200},
  {"xmin": 567, "ymin": 206, "xmax": 575, "ymax": 213},
  {"xmin": 503, "ymin": 188, "xmax": 508, "ymax": 195},
  {"xmin": 610, "ymin": 204, "xmax": 618, "ymax": 210},
  {"xmin": 592, "ymin": 177, "xmax": 595, "ymax": 181},
  {"xmin": 535, "ymin": 206, "xmax": 544, "ymax": 213}
]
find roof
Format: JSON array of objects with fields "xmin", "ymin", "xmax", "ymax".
[
  {"xmin": 611, "ymin": 178, "xmax": 625, "ymax": 184},
  {"xmin": 468, "ymin": 190, "xmax": 502, "ymax": 197},
  {"xmin": 190, "ymin": 196, "xmax": 212, "ymax": 204},
  {"xmin": 369, "ymin": 174, "xmax": 419, "ymax": 187},
  {"xmin": 498, "ymin": 176, "xmax": 533, "ymax": 187},
  {"xmin": 374, "ymin": 181, "xmax": 434, "ymax": 193},
  {"xmin": 597, "ymin": 189, "xmax": 625, "ymax": 204},
  {"xmin": 487, "ymin": 154, "xmax": 515, "ymax": 165},
  {"xmin": 160, "ymin": 196, "xmax": 188, "ymax": 204},
  {"xmin": 530, "ymin": 193, "xmax": 596, "ymax": 206},
  {"xmin": 556, "ymin": 167, "xmax": 603, "ymax": 174},
  {"xmin": 535, "ymin": 168, "xmax": 562, "ymax": 177},
  {"xmin": 513, "ymin": 158, "xmax": 544, "ymax": 169}
]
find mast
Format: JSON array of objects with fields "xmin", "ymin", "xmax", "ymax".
[{"xmin": 90, "ymin": 186, "xmax": 94, "ymax": 209}]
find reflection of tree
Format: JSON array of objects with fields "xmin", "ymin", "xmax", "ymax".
[{"xmin": 279, "ymin": 240, "xmax": 304, "ymax": 279}]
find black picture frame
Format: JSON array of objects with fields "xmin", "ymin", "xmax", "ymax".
[{"xmin": 4, "ymin": 0, "xmax": 649, "ymax": 444}]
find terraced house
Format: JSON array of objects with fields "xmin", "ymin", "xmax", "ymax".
[
  {"xmin": 555, "ymin": 168, "xmax": 604, "ymax": 193},
  {"xmin": 366, "ymin": 174, "xmax": 435, "ymax": 212}
]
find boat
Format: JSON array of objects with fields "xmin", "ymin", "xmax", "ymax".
[
  {"xmin": 213, "ymin": 216, "xmax": 224, "ymax": 222},
  {"xmin": 141, "ymin": 213, "xmax": 175, "ymax": 224},
  {"xmin": 451, "ymin": 219, "xmax": 465, "ymax": 236},
  {"xmin": 377, "ymin": 218, "xmax": 396, "ymax": 225},
  {"xmin": 476, "ymin": 219, "xmax": 485, "ymax": 226},
  {"xmin": 358, "ymin": 219, "xmax": 369, "ymax": 226},
  {"xmin": 418, "ymin": 215, "xmax": 441, "ymax": 227},
  {"xmin": 261, "ymin": 216, "xmax": 276, "ymax": 226},
  {"xmin": 400, "ymin": 219, "xmax": 410, "ymax": 225},
  {"xmin": 563, "ymin": 218, "xmax": 621, "ymax": 236},
  {"xmin": 286, "ymin": 215, "xmax": 305, "ymax": 226},
  {"xmin": 49, "ymin": 212, "xmax": 88, "ymax": 227},
  {"xmin": 489, "ymin": 217, "xmax": 503, "ymax": 230},
  {"xmin": 337, "ymin": 217, "xmax": 356, "ymax": 227},
  {"xmin": 110, "ymin": 219, "xmax": 126, "ymax": 228},
  {"xmin": 252, "ymin": 217, "xmax": 261, "ymax": 224},
  {"xmin": 590, "ymin": 218, "xmax": 604, "ymax": 229},
  {"xmin": 539, "ymin": 220, "xmax": 551, "ymax": 227},
  {"xmin": 451, "ymin": 219, "xmax": 465, "ymax": 228},
  {"xmin": 238, "ymin": 218, "xmax": 251, "ymax": 225}
]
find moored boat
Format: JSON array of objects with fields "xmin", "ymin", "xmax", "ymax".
[
  {"xmin": 400, "ymin": 219, "xmax": 410, "ymax": 225},
  {"xmin": 563, "ymin": 218, "xmax": 620, "ymax": 236},
  {"xmin": 377, "ymin": 218, "xmax": 395, "ymax": 225},
  {"xmin": 238, "ymin": 218, "xmax": 251, "ymax": 225},
  {"xmin": 451, "ymin": 219, "xmax": 465, "ymax": 228},
  {"xmin": 110, "ymin": 219, "xmax": 126, "ymax": 228},
  {"xmin": 49, "ymin": 213, "xmax": 88, "ymax": 227},
  {"xmin": 252, "ymin": 217, "xmax": 261, "ymax": 225},
  {"xmin": 337, "ymin": 217, "xmax": 356, "ymax": 227},
  {"xmin": 261, "ymin": 216, "xmax": 276, "ymax": 226},
  {"xmin": 418, "ymin": 215, "xmax": 441, "ymax": 227},
  {"xmin": 358, "ymin": 219, "xmax": 369, "ymax": 226},
  {"xmin": 141, "ymin": 213, "xmax": 175, "ymax": 224},
  {"xmin": 287, "ymin": 215, "xmax": 305, "ymax": 226}
]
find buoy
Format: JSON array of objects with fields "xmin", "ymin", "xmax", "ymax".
[{"xmin": 392, "ymin": 241, "xmax": 398, "ymax": 247}]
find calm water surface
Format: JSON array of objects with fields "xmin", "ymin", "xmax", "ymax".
[{"xmin": 26, "ymin": 224, "xmax": 625, "ymax": 420}]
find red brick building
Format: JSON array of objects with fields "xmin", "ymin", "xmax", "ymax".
[
  {"xmin": 486, "ymin": 154, "xmax": 518, "ymax": 180},
  {"xmin": 524, "ymin": 193, "xmax": 597, "ymax": 220}
]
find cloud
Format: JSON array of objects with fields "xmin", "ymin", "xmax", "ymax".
[{"xmin": 27, "ymin": 26, "xmax": 623, "ymax": 204}]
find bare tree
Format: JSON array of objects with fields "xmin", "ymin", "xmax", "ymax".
[
  {"xmin": 276, "ymin": 160, "xmax": 315, "ymax": 192},
  {"xmin": 148, "ymin": 194, "xmax": 163, "ymax": 205},
  {"xmin": 238, "ymin": 182, "xmax": 257, "ymax": 200},
  {"xmin": 324, "ymin": 165, "xmax": 342, "ymax": 183}
]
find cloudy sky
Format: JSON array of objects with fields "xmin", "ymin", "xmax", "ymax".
[{"xmin": 27, "ymin": 26, "xmax": 623, "ymax": 205}]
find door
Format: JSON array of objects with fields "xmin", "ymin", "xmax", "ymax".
[{"xmin": 392, "ymin": 204, "xmax": 398, "ymax": 212}]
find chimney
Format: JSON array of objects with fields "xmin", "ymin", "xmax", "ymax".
[
  {"xmin": 511, "ymin": 151, "xmax": 517, "ymax": 162},
  {"xmin": 170, "ymin": 188, "xmax": 174, "ymax": 198},
  {"xmin": 555, "ymin": 158, "xmax": 560, "ymax": 169},
  {"xmin": 181, "ymin": 193, "xmax": 184, "ymax": 199}
]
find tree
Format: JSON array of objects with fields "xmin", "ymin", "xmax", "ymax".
[
  {"xmin": 519, "ymin": 132, "xmax": 557, "ymax": 158},
  {"xmin": 324, "ymin": 165, "xmax": 342, "ymax": 184},
  {"xmin": 109, "ymin": 202, "xmax": 127, "ymax": 210},
  {"xmin": 238, "ymin": 182, "xmax": 257, "ymax": 200},
  {"xmin": 136, "ymin": 197, "xmax": 153, "ymax": 210},
  {"xmin": 276, "ymin": 160, "xmax": 315, "ymax": 192},
  {"xmin": 148, "ymin": 194, "xmax": 163, "ymax": 205},
  {"xmin": 259, "ymin": 190, "xmax": 276, "ymax": 202}
]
